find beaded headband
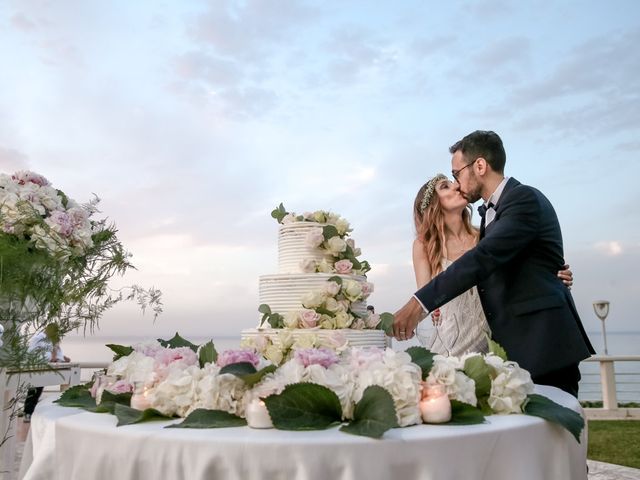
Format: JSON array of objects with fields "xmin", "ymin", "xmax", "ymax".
[{"xmin": 419, "ymin": 173, "xmax": 448, "ymax": 213}]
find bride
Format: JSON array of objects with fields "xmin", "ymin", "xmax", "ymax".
[{"xmin": 412, "ymin": 173, "xmax": 573, "ymax": 356}]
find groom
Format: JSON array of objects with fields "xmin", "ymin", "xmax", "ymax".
[{"xmin": 393, "ymin": 130, "xmax": 594, "ymax": 397}]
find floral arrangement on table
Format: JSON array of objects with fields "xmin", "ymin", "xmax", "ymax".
[
  {"xmin": 57, "ymin": 334, "xmax": 584, "ymax": 442},
  {"xmin": 0, "ymin": 170, "xmax": 162, "ymax": 372},
  {"xmin": 258, "ymin": 276, "xmax": 391, "ymax": 334},
  {"xmin": 271, "ymin": 203, "xmax": 371, "ymax": 275}
]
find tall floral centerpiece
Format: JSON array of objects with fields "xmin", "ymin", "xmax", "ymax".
[{"xmin": 0, "ymin": 170, "xmax": 162, "ymax": 371}]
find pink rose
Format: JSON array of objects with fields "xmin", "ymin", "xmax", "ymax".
[
  {"xmin": 294, "ymin": 348, "xmax": 339, "ymax": 368},
  {"xmin": 334, "ymin": 259, "xmax": 353, "ymax": 274},
  {"xmin": 361, "ymin": 282, "xmax": 374, "ymax": 297},
  {"xmin": 300, "ymin": 309, "xmax": 320, "ymax": 328},
  {"xmin": 217, "ymin": 349, "xmax": 261, "ymax": 368}
]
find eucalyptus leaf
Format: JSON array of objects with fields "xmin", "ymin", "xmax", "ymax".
[
  {"xmin": 267, "ymin": 312, "xmax": 284, "ymax": 328},
  {"xmin": 463, "ymin": 355, "xmax": 492, "ymax": 399},
  {"xmin": 166, "ymin": 409, "xmax": 247, "ymax": 429},
  {"xmin": 106, "ymin": 344, "xmax": 134, "ymax": 361},
  {"xmin": 258, "ymin": 304, "xmax": 272, "ymax": 314},
  {"xmin": 198, "ymin": 340, "xmax": 217, "ymax": 367},
  {"xmin": 315, "ymin": 307, "xmax": 336, "ymax": 317},
  {"xmin": 158, "ymin": 332, "xmax": 198, "ymax": 352},
  {"xmin": 405, "ymin": 346, "xmax": 435, "ymax": 380},
  {"xmin": 340, "ymin": 385, "xmax": 397, "ymax": 438},
  {"xmin": 271, "ymin": 203, "xmax": 288, "ymax": 223},
  {"xmin": 448, "ymin": 400, "xmax": 487, "ymax": 425},
  {"xmin": 220, "ymin": 361, "xmax": 257, "ymax": 376},
  {"xmin": 264, "ymin": 383, "xmax": 343, "ymax": 430},
  {"xmin": 114, "ymin": 403, "xmax": 172, "ymax": 426},
  {"xmin": 523, "ymin": 394, "xmax": 584, "ymax": 443},
  {"xmin": 327, "ymin": 275, "xmax": 343, "ymax": 286}
]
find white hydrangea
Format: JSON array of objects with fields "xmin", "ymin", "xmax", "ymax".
[{"xmin": 146, "ymin": 364, "xmax": 200, "ymax": 417}]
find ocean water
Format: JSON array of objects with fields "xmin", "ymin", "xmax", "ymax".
[{"xmin": 61, "ymin": 331, "xmax": 640, "ymax": 402}]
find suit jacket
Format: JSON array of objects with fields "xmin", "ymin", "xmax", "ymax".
[{"xmin": 415, "ymin": 178, "xmax": 594, "ymax": 377}]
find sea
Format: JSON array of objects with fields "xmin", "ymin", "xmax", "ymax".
[{"xmin": 61, "ymin": 331, "xmax": 640, "ymax": 403}]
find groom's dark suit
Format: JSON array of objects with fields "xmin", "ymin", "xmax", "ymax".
[{"xmin": 415, "ymin": 178, "xmax": 594, "ymax": 389}]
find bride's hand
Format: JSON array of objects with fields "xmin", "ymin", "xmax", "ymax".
[{"xmin": 558, "ymin": 264, "xmax": 573, "ymax": 289}]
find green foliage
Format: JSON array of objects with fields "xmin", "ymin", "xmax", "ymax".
[
  {"xmin": 237, "ymin": 365, "xmax": 277, "ymax": 388},
  {"xmin": 271, "ymin": 203, "xmax": 288, "ymax": 223},
  {"xmin": 55, "ymin": 383, "xmax": 97, "ymax": 410},
  {"xmin": 219, "ymin": 362, "xmax": 256, "ymax": 376},
  {"xmin": 405, "ymin": 346, "xmax": 436, "ymax": 380},
  {"xmin": 463, "ymin": 355, "xmax": 493, "ymax": 400},
  {"xmin": 487, "ymin": 336, "xmax": 508, "ymax": 360},
  {"xmin": 258, "ymin": 304, "xmax": 284, "ymax": 328},
  {"xmin": 167, "ymin": 409, "xmax": 247, "ymax": 429},
  {"xmin": 448, "ymin": 400, "xmax": 486, "ymax": 425},
  {"xmin": 114, "ymin": 403, "xmax": 172, "ymax": 426},
  {"xmin": 263, "ymin": 383, "xmax": 343, "ymax": 430},
  {"xmin": 327, "ymin": 275, "xmax": 343, "ymax": 285},
  {"xmin": 158, "ymin": 332, "xmax": 198, "ymax": 352},
  {"xmin": 378, "ymin": 312, "xmax": 394, "ymax": 334},
  {"xmin": 340, "ymin": 385, "xmax": 398, "ymax": 438},
  {"xmin": 198, "ymin": 340, "xmax": 217, "ymax": 367},
  {"xmin": 523, "ymin": 394, "xmax": 585, "ymax": 442},
  {"xmin": 322, "ymin": 225, "xmax": 339, "ymax": 241},
  {"xmin": 106, "ymin": 344, "xmax": 134, "ymax": 361}
]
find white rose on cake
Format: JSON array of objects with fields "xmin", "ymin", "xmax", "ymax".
[
  {"xmin": 335, "ymin": 218, "xmax": 351, "ymax": 235},
  {"xmin": 305, "ymin": 227, "xmax": 325, "ymax": 248},
  {"xmin": 327, "ymin": 236, "xmax": 347, "ymax": 256},
  {"xmin": 317, "ymin": 259, "xmax": 334, "ymax": 273},
  {"xmin": 324, "ymin": 281, "xmax": 341, "ymax": 297},
  {"xmin": 299, "ymin": 258, "xmax": 317, "ymax": 273},
  {"xmin": 342, "ymin": 280, "xmax": 363, "ymax": 302},
  {"xmin": 334, "ymin": 311, "xmax": 353, "ymax": 329},
  {"xmin": 301, "ymin": 290, "xmax": 326, "ymax": 309},
  {"xmin": 283, "ymin": 311, "xmax": 300, "ymax": 328}
]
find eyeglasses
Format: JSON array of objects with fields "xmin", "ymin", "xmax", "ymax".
[{"xmin": 451, "ymin": 158, "xmax": 478, "ymax": 182}]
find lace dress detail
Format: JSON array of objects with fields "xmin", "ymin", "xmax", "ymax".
[{"xmin": 424, "ymin": 259, "xmax": 491, "ymax": 356}]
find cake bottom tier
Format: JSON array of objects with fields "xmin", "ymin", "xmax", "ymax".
[{"xmin": 241, "ymin": 328, "xmax": 389, "ymax": 350}]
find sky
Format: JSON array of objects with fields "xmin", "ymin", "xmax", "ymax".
[{"xmin": 0, "ymin": 0, "xmax": 638, "ymax": 343}]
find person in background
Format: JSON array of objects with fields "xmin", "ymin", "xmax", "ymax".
[{"xmin": 23, "ymin": 323, "xmax": 70, "ymax": 422}]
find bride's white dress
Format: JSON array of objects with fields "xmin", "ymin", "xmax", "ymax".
[{"xmin": 421, "ymin": 259, "xmax": 491, "ymax": 356}]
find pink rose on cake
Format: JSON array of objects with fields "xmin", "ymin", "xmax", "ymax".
[
  {"xmin": 334, "ymin": 259, "xmax": 353, "ymax": 274},
  {"xmin": 300, "ymin": 309, "xmax": 321, "ymax": 328}
]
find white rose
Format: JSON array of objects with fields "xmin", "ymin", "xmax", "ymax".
[
  {"xmin": 299, "ymin": 258, "xmax": 317, "ymax": 273},
  {"xmin": 318, "ymin": 314, "xmax": 336, "ymax": 329},
  {"xmin": 327, "ymin": 236, "xmax": 347, "ymax": 256},
  {"xmin": 281, "ymin": 213, "xmax": 296, "ymax": 224},
  {"xmin": 335, "ymin": 218, "xmax": 351, "ymax": 235},
  {"xmin": 264, "ymin": 345, "xmax": 284, "ymax": 366},
  {"xmin": 334, "ymin": 312, "xmax": 353, "ymax": 329},
  {"xmin": 312, "ymin": 210, "xmax": 326, "ymax": 223},
  {"xmin": 342, "ymin": 280, "xmax": 363, "ymax": 302},
  {"xmin": 324, "ymin": 281, "xmax": 341, "ymax": 297},
  {"xmin": 293, "ymin": 333, "xmax": 318, "ymax": 349},
  {"xmin": 301, "ymin": 290, "xmax": 325, "ymax": 309},
  {"xmin": 305, "ymin": 227, "xmax": 325, "ymax": 249},
  {"xmin": 283, "ymin": 311, "xmax": 300, "ymax": 328},
  {"xmin": 317, "ymin": 259, "xmax": 334, "ymax": 273}
]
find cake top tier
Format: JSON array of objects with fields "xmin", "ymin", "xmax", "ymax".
[{"xmin": 271, "ymin": 204, "xmax": 370, "ymax": 276}]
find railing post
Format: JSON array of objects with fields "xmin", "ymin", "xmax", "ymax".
[{"xmin": 599, "ymin": 359, "xmax": 618, "ymax": 409}]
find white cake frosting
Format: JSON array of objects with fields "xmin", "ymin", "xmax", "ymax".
[
  {"xmin": 277, "ymin": 222, "xmax": 335, "ymax": 274},
  {"xmin": 242, "ymin": 328, "xmax": 389, "ymax": 349}
]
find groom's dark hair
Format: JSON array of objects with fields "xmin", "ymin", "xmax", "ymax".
[{"xmin": 449, "ymin": 130, "xmax": 506, "ymax": 174}]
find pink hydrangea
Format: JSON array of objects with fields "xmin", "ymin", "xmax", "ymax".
[
  {"xmin": 105, "ymin": 379, "xmax": 133, "ymax": 394},
  {"xmin": 345, "ymin": 347, "xmax": 385, "ymax": 370},
  {"xmin": 217, "ymin": 349, "xmax": 261, "ymax": 368},
  {"xmin": 294, "ymin": 348, "xmax": 339, "ymax": 368},
  {"xmin": 153, "ymin": 347, "xmax": 198, "ymax": 367},
  {"xmin": 46, "ymin": 211, "xmax": 74, "ymax": 237},
  {"xmin": 12, "ymin": 170, "xmax": 50, "ymax": 187}
]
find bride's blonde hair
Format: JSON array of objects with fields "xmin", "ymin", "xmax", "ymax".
[{"xmin": 413, "ymin": 175, "xmax": 477, "ymax": 277}]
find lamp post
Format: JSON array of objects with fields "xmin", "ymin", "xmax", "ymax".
[{"xmin": 593, "ymin": 300, "xmax": 610, "ymax": 355}]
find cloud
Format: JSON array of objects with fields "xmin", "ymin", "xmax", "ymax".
[
  {"xmin": 0, "ymin": 146, "xmax": 29, "ymax": 171},
  {"xmin": 11, "ymin": 13, "xmax": 37, "ymax": 32},
  {"xmin": 594, "ymin": 241, "xmax": 623, "ymax": 256}
]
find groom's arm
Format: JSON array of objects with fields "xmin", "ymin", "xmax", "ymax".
[{"xmin": 415, "ymin": 185, "xmax": 541, "ymax": 312}]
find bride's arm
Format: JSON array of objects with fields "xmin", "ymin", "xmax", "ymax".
[{"xmin": 412, "ymin": 239, "xmax": 432, "ymax": 288}]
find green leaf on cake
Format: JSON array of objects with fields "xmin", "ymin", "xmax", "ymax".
[
  {"xmin": 322, "ymin": 225, "xmax": 339, "ymax": 241},
  {"xmin": 340, "ymin": 385, "xmax": 398, "ymax": 439},
  {"xmin": 463, "ymin": 355, "xmax": 492, "ymax": 399},
  {"xmin": 271, "ymin": 203, "xmax": 288, "ymax": 223},
  {"xmin": 114, "ymin": 403, "xmax": 172, "ymax": 426},
  {"xmin": 198, "ymin": 340, "xmax": 217, "ymax": 367},
  {"xmin": 378, "ymin": 312, "xmax": 394, "ymax": 335},
  {"xmin": 258, "ymin": 304, "xmax": 272, "ymax": 326},
  {"xmin": 315, "ymin": 307, "xmax": 336, "ymax": 317},
  {"xmin": 238, "ymin": 365, "xmax": 277, "ymax": 388},
  {"xmin": 106, "ymin": 344, "xmax": 134, "ymax": 361},
  {"xmin": 166, "ymin": 409, "xmax": 247, "ymax": 429},
  {"xmin": 55, "ymin": 383, "xmax": 97, "ymax": 410},
  {"xmin": 448, "ymin": 400, "xmax": 487, "ymax": 425},
  {"xmin": 487, "ymin": 336, "xmax": 508, "ymax": 361},
  {"xmin": 405, "ymin": 346, "xmax": 436, "ymax": 380},
  {"xmin": 267, "ymin": 312, "xmax": 284, "ymax": 328},
  {"xmin": 523, "ymin": 394, "xmax": 584, "ymax": 443},
  {"xmin": 263, "ymin": 383, "xmax": 343, "ymax": 430},
  {"xmin": 328, "ymin": 275, "xmax": 343, "ymax": 286},
  {"xmin": 158, "ymin": 332, "xmax": 199, "ymax": 352},
  {"xmin": 358, "ymin": 260, "xmax": 371, "ymax": 274}
]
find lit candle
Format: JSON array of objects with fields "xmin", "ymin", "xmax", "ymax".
[
  {"xmin": 246, "ymin": 399, "xmax": 273, "ymax": 429},
  {"xmin": 130, "ymin": 382, "xmax": 151, "ymax": 411},
  {"xmin": 419, "ymin": 384, "xmax": 451, "ymax": 424}
]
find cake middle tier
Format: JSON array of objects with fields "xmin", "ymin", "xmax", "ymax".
[{"xmin": 258, "ymin": 273, "xmax": 368, "ymax": 321}]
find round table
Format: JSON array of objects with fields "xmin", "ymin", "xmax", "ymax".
[{"xmin": 20, "ymin": 385, "xmax": 587, "ymax": 480}]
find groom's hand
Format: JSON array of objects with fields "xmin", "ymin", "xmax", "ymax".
[{"xmin": 392, "ymin": 297, "xmax": 427, "ymax": 341}]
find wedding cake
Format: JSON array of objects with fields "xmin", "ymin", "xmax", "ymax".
[{"xmin": 241, "ymin": 205, "xmax": 389, "ymax": 361}]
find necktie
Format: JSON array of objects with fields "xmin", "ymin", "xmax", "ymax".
[{"xmin": 478, "ymin": 202, "xmax": 494, "ymax": 219}]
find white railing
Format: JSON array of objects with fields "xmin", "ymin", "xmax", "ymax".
[{"xmin": 581, "ymin": 355, "xmax": 640, "ymax": 410}]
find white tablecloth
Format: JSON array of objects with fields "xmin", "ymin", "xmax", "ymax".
[{"xmin": 20, "ymin": 385, "xmax": 587, "ymax": 480}]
